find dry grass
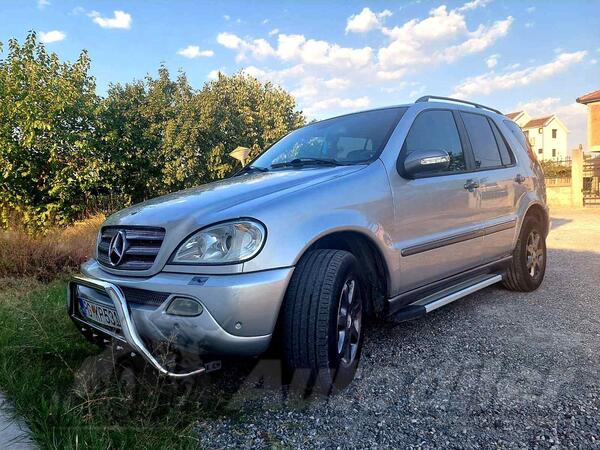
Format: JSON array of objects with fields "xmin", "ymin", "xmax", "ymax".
[{"xmin": 0, "ymin": 215, "xmax": 104, "ymax": 281}]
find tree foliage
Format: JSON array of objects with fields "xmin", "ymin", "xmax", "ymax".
[
  {"xmin": 0, "ymin": 32, "xmax": 305, "ymax": 228},
  {"xmin": 0, "ymin": 32, "xmax": 99, "ymax": 227}
]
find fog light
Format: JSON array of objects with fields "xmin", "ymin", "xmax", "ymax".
[{"xmin": 166, "ymin": 297, "xmax": 203, "ymax": 317}]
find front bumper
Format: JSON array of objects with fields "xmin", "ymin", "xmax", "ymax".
[{"xmin": 67, "ymin": 262, "xmax": 294, "ymax": 376}]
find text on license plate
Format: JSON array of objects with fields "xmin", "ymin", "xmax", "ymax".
[{"xmin": 78, "ymin": 298, "xmax": 121, "ymax": 329}]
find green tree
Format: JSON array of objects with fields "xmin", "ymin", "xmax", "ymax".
[
  {"xmin": 1, "ymin": 34, "xmax": 305, "ymax": 228},
  {"xmin": 97, "ymin": 67, "xmax": 192, "ymax": 203},
  {"xmin": 161, "ymin": 72, "xmax": 305, "ymax": 188},
  {"xmin": 0, "ymin": 32, "xmax": 99, "ymax": 227}
]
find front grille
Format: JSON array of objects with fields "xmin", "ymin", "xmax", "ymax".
[
  {"xmin": 121, "ymin": 286, "xmax": 170, "ymax": 307},
  {"xmin": 97, "ymin": 226, "xmax": 165, "ymax": 270}
]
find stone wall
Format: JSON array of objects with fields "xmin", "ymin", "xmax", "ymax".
[
  {"xmin": 544, "ymin": 148, "xmax": 584, "ymax": 208},
  {"xmin": 546, "ymin": 183, "xmax": 573, "ymax": 207}
]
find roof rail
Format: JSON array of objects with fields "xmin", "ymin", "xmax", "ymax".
[{"xmin": 415, "ymin": 95, "xmax": 502, "ymax": 115}]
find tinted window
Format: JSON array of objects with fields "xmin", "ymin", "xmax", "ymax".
[
  {"xmin": 337, "ymin": 136, "xmax": 373, "ymax": 161},
  {"xmin": 253, "ymin": 108, "xmax": 406, "ymax": 168},
  {"xmin": 461, "ymin": 112, "xmax": 502, "ymax": 168},
  {"xmin": 490, "ymin": 120, "xmax": 514, "ymax": 165},
  {"xmin": 403, "ymin": 110, "xmax": 466, "ymax": 172},
  {"xmin": 504, "ymin": 119, "xmax": 536, "ymax": 160}
]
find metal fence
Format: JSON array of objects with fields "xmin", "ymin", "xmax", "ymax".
[
  {"xmin": 540, "ymin": 157, "xmax": 572, "ymax": 182},
  {"xmin": 583, "ymin": 155, "xmax": 600, "ymax": 207}
]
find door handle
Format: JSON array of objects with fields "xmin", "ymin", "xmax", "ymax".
[
  {"xmin": 464, "ymin": 179, "xmax": 480, "ymax": 191},
  {"xmin": 515, "ymin": 174, "xmax": 526, "ymax": 184}
]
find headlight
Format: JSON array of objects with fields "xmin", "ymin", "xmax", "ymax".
[{"xmin": 171, "ymin": 220, "xmax": 266, "ymax": 265}]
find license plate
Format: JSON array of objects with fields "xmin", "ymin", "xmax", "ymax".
[{"xmin": 78, "ymin": 298, "xmax": 121, "ymax": 329}]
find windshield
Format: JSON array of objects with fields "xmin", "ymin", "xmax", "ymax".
[{"xmin": 252, "ymin": 107, "xmax": 406, "ymax": 169}]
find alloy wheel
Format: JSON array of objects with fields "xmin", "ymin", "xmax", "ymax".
[
  {"xmin": 336, "ymin": 277, "xmax": 362, "ymax": 367},
  {"xmin": 526, "ymin": 230, "xmax": 544, "ymax": 278}
]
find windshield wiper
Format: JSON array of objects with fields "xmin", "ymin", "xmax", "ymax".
[
  {"xmin": 234, "ymin": 165, "xmax": 269, "ymax": 176},
  {"xmin": 270, "ymin": 157, "xmax": 345, "ymax": 169}
]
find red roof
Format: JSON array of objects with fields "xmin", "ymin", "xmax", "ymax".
[
  {"xmin": 576, "ymin": 90, "xmax": 600, "ymax": 105},
  {"xmin": 505, "ymin": 111, "xmax": 523, "ymax": 120},
  {"xmin": 523, "ymin": 116, "xmax": 554, "ymax": 129}
]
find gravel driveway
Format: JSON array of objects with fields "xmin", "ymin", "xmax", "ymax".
[{"xmin": 195, "ymin": 209, "xmax": 600, "ymax": 448}]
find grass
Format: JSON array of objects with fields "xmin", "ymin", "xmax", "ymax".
[
  {"xmin": 0, "ymin": 278, "xmax": 256, "ymax": 449},
  {"xmin": 0, "ymin": 215, "xmax": 104, "ymax": 281}
]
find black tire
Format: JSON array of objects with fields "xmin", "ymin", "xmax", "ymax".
[
  {"xmin": 503, "ymin": 215, "xmax": 547, "ymax": 292},
  {"xmin": 281, "ymin": 249, "xmax": 365, "ymax": 395}
]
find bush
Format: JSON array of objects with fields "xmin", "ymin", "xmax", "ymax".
[
  {"xmin": 540, "ymin": 159, "xmax": 571, "ymax": 179},
  {"xmin": 0, "ymin": 215, "xmax": 103, "ymax": 281}
]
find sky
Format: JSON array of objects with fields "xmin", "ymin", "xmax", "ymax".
[{"xmin": 1, "ymin": 0, "xmax": 599, "ymax": 149}]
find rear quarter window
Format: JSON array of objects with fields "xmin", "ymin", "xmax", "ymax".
[{"xmin": 503, "ymin": 119, "xmax": 536, "ymax": 161}]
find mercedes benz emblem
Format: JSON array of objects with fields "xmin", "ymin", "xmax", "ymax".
[{"xmin": 108, "ymin": 230, "xmax": 128, "ymax": 266}]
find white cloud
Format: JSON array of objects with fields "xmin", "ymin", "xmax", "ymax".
[
  {"xmin": 408, "ymin": 85, "xmax": 426, "ymax": 100},
  {"xmin": 458, "ymin": 0, "xmax": 492, "ymax": 12},
  {"xmin": 376, "ymin": 69, "xmax": 407, "ymax": 80},
  {"xmin": 217, "ymin": 32, "xmax": 275, "ymax": 61},
  {"xmin": 177, "ymin": 45, "xmax": 214, "ymax": 58},
  {"xmin": 345, "ymin": 7, "xmax": 392, "ymax": 34},
  {"xmin": 261, "ymin": 19, "xmax": 269, "ymax": 25},
  {"xmin": 89, "ymin": 10, "xmax": 132, "ymax": 29},
  {"xmin": 485, "ymin": 54, "xmax": 499, "ymax": 68},
  {"xmin": 37, "ymin": 0, "xmax": 50, "ymax": 9},
  {"xmin": 526, "ymin": 6, "xmax": 536, "ymax": 13},
  {"xmin": 214, "ymin": 2, "xmax": 515, "ymax": 118},
  {"xmin": 303, "ymin": 96, "xmax": 371, "ymax": 117},
  {"xmin": 218, "ymin": 32, "xmax": 372, "ymax": 68},
  {"xmin": 517, "ymin": 97, "xmax": 561, "ymax": 113},
  {"xmin": 439, "ymin": 17, "xmax": 512, "ymax": 64},
  {"xmin": 525, "ymin": 21, "xmax": 534, "ymax": 28},
  {"xmin": 381, "ymin": 81, "xmax": 424, "ymax": 94},
  {"xmin": 208, "ymin": 69, "xmax": 226, "ymax": 80},
  {"xmin": 223, "ymin": 15, "xmax": 230, "ymax": 21},
  {"xmin": 276, "ymin": 34, "xmax": 373, "ymax": 67},
  {"xmin": 324, "ymin": 77, "xmax": 351, "ymax": 90},
  {"xmin": 378, "ymin": 5, "xmax": 512, "ymax": 69},
  {"xmin": 39, "ymin": 30, "xmax": 66, "ymax": 43},
  {"xmin": 452, "ymin": 51, "xmax": 587, "ymax": 98}
]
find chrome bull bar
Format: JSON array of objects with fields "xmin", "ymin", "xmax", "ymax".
[{"xmin": 69, "ymin": 275, "xmax": 207, "ymax": 378}]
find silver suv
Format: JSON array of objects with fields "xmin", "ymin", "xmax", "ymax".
[{"xmin": 68, "ymin": 96, "xmax": 548, "ymax": 391}]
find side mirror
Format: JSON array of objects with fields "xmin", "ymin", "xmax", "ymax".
[{"xmin": 403, "ymin": 149, "xmax": 451, "ymax": 177}]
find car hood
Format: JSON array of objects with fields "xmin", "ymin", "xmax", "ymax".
[{"xmin": 103, "ymin": 165, "xmax": 363, "ymax": 228}]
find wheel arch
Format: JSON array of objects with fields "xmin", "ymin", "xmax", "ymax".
[
  {"xmin": 303, "ymin": 230, "xmax": 390, "ymax": 318},
  {"xmin": 522, "ymin": 202, "xmax": 550, "ymax": 237}
]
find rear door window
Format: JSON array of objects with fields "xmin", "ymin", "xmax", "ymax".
[{"xmin": 461, "ymin": 112, "xmax": 502, "ymax": 169}]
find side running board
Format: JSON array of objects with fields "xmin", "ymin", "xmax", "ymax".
[{"xmin": 391, "ymin": 274, "xmax": 502, "ymax": 322}]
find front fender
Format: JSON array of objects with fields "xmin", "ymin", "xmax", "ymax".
[{"xmin": 242, "ymin": 161, "xmax": 398, "ymax": 275}]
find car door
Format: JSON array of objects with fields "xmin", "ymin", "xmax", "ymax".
[
  {"xmin": 458, "ymin": 112, "xmax": 520, "ymax": 263},
  {"xmin": 387, "ymin": 109, "xmax": 483, "ymax": 294}
]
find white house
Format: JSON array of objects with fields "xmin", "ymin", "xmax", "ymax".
[{"xmin": 505, "ymin": 111, "xmax": 569, "ymax": 160}]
